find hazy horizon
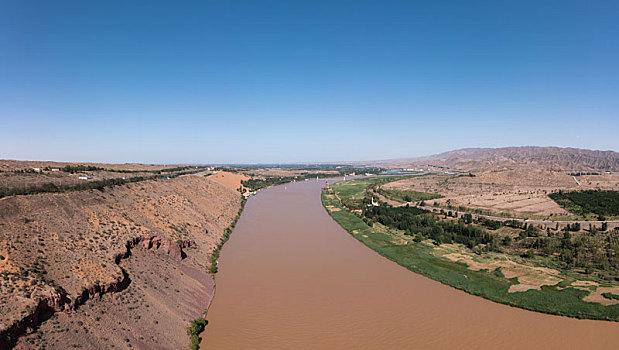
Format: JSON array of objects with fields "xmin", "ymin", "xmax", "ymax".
[
  {"xmin": 1, "ymin": 144, "xmax": 618, "ymax": 167},
  {"xmin": 2, "ymin": 1, "xmax": 618, "ymax": 163}
]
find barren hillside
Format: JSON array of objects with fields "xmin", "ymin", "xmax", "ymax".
[
  {"xmin": 376, "ymin": 147, "xmax": 619, "ymax": 172},
  {"xmin": 0, "ymin": 173, "xmax": 240, "ymax": 349}
]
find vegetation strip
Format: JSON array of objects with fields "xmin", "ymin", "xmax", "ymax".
[
  {"xmin": 186, "ymin": 318, "xmax": 207, "ymax": 350},
  {"xmin": 322, "ymin": 177, "xmax": 619, "ymax": 321},
  {"xmin": 208, "ymin": 196, "xmax": 246, "ymax": 274},
  {"xmin": 241, "ymin": 174, "xmax": 331, "ymax": 191},
  {"xmin": 187, "ymin": 194, "xmax": 247, "ymax": 349},
  {"xmin": 0, "ymin": 167, "xmax": 208, "ymax": 198}
]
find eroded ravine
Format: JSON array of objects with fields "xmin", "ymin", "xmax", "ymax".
[{"xmin": 204, "ymin": 179, "xmax": 619, "ymax": 349}]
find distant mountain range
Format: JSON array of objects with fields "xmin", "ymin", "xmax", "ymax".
[{"xmin": 370, "ymin": 146, "xmax": 619, "ymax": 172}]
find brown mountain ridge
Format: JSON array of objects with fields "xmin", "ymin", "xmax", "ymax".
[{"xmin": 372, "ymin": 146, "xmax": 619, "ymax": 172}]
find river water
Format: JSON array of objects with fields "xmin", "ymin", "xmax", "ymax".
[{"xmin": 204, "ymin": 179, "xmax": 619, "ymax": 349}]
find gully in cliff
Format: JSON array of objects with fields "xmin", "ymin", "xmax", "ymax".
[{"xmin": 0, "ymin": 234, "xmax": 193, "ymax": 348}]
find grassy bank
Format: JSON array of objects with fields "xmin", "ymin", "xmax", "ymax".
[{"xmin": 322, "ymin": 177, "xmax": 619, "ymax": 321}]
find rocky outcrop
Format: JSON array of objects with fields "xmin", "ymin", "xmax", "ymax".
[
  {"xmin": 0, "ymin": 294, "xmax": 68, "ymax": 348},
  {"xmin": 124, "ymin": 235, "xmax": 194, "ymax": 262},
  {"xmin": 0, "ymin": 174, "xmax": 240, "ymax": 349},
  {"xmin": 0, "ymin": 235, "xmax": 191, "ymax": 348}
]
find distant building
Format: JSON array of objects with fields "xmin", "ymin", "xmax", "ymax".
[{"xmin": 242, "ymin": 191, "xmax": 257, "ymax": 199}]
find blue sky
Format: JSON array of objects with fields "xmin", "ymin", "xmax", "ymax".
[{"xmin": 1, "ymin": 0, "xmax": 617, "ymax": 164}]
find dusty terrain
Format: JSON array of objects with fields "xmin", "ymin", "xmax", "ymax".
[
  {"xmin": 383, "ymin": 169, "xmax": 619, "ymax": 219},
  {"xmin": 0, "ymin": 169, "xmax": 240, "ymax": 349},
  {"xmin": 206, "ymin": 171, "xmax": 250, "ymax": 191}
]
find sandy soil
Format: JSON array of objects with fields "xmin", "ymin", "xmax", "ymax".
[
  {"xmin": 207, "ymin": 171, "xmax": 250, "ymax": 191},
  {"xmin": 435, "ymin": 245, "xmax": 619, "ymax": 305},
  {"xmin": 439, "ymin": 249, "xmax": 562, "ymax": 293},
  {"xmin": 584, "ymin": 287, "xmax": 619, "ymax": 306},
  {"xmin": 324, "ymin": 205, "xmax": 341, "ymax": 212}
]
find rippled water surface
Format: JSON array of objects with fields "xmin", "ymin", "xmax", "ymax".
[{"xmin": 204, "ymin": 179, "xmax": 619, "ymax": 349}]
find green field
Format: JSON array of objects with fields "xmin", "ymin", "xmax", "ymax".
[
  {"xmin": 376, "ymin": 186, "xmax": 442, "ymax": 202},
  {"xmin": 549, "ymin": 190, "xmax": 619, "ymax": 219},
  {"xmin": 322, "ymin": 177, "xmax": 619, "ymax": 321}
]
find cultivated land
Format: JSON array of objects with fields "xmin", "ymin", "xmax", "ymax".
[
  {"xmin": 0, "ymin": 161, "xmax": 242, "ymax": 349},
  {"xmin": 0, "ymin": 160, "xmax": 205, "ymax": 199},
  {"xmin": 323, "ymin": 176, "xmax": 619, "ymax": 321},
  {"xmin": 382, "ymin": 169, "xmax": 619, "ymax": 221}
]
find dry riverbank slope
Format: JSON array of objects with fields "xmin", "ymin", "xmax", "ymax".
[{"xmin": 0, "ymin": 173, "xmax": 240, "ymax": 349}]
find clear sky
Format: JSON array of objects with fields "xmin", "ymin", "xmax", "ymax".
[{"xmin": 1, "ymin": 1, "xmax": 617, "ymax": 164}]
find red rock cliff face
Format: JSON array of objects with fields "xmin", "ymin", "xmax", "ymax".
[
  {"xmin": 128, "ymin": 235, "xmax": 194, "ymax": 262},
  {"xmin": 0, "ymin": 175, "xmax": 240, "ymax": 349}
]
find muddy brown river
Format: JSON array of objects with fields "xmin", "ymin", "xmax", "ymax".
[{"xmin": 204, "ymin": 179, "xmax": 619, "ymax": 349}]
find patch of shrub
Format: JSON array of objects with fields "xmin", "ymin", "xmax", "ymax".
[
  {"xmin": 602, "ymin": 292, "xmax": 619, "ymax": 300},
  {"xmin": 187, "ymin": 318, "xmax": 207, "ymax": 350}
]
